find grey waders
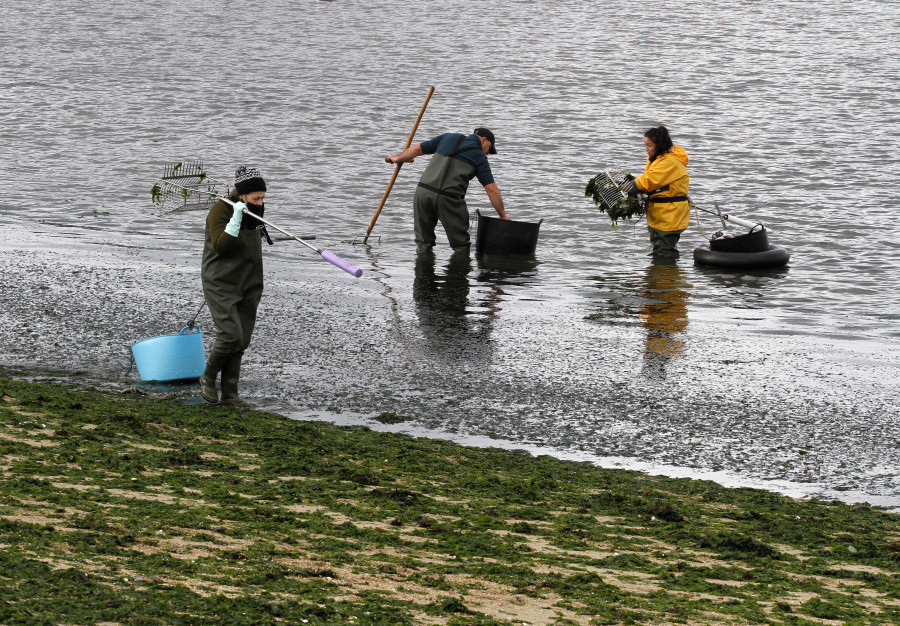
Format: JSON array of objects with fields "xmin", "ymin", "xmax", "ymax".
[
  {"xmin": 200, "ymin": 203, "xmax": 265, "ymax": 406},
  {"xmin": 414, "ymin": 135, "xmax": 480, "ymax": 253},
  {"xmin": 219, "ymin": 354, "xmax": 244, "ymax": 406},
  {"xmin": 199, "ymin": 352, "xmax": 246, "ymax": 406},
  {"xmin": 648, "ymin": 227, "xmax": 685, "ymax": 259},
  {"xmin": 199, "ymin": 350, "xmax": 230, "ymax": 404}
]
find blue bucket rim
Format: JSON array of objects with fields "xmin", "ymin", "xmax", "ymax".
[{"xmin": 131, "ymin": 325, "xmax": 201, "ymax": 348}]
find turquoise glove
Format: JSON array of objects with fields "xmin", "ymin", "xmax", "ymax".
[{"xmin": 224, "ymin": 201, "xmax": 246, "ymax": 237}]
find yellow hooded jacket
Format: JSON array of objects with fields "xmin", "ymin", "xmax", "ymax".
[{"xmin": 634, "ymin": 145, "xmax": 690, "ymax": 232}]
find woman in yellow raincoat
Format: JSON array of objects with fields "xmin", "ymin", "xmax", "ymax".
[{"xmin": 624, "ymin": 126, "xmax": 690, "ymax": 258}]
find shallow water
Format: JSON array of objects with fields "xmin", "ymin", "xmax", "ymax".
[{"xmin": 2, "ymin": 0, "xmax": 899, "ymax": 509}]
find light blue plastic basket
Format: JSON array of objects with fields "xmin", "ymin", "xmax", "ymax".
[{"xmin": 131, "ymin": 326, "xmax": 206, "ymax": 382}]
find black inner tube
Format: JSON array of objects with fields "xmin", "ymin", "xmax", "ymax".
[{"xmin": 693, "ymin": 245, "xmax": 790, "ymax": 269}]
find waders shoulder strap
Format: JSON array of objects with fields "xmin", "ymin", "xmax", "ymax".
[{"xmin": 450, "ymin": 134, "xmax": 482, "ymax": 158}]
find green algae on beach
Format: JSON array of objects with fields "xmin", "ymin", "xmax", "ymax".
[{"xmin": 1, "ymin": 376, "xmax": 898, "ymax": 625}]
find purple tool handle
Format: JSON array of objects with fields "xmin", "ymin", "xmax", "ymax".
[{"xmin": 321, "ymin": 249, "xmax": 363, "ymax": 278}]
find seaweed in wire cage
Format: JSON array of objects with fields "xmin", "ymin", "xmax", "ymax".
[{"xmin": 585, "ymin": 168, "xmax": 646, "ymax": 228}]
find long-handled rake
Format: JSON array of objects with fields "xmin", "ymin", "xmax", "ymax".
[
  {"xmin": 355, "ymin": 85, "xmax": 435, "ymax": 245},
  {"xmin": 152, "ymin": 169, "xmax": 363, "ymax": 278}
]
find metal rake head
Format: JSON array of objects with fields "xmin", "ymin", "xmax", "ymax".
[
  {"xmin": 596, "ymin": 168, "xmax": 629, "ymax": 210},
  {"xmin": 151, "ymin": 161, "xmax": 229, "ymax": 213}
]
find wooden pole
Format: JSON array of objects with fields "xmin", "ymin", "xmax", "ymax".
[{"xmin": 361, "ymin": 86, "xmax": 435, "ymax": 244}]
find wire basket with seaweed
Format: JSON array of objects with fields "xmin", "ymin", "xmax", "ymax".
[
  {"xmin": 150, "ymin": 161, "xmax": 229, "ymax": 214},
  {"xmin": 585, "ymin": 168, "xmax": 646, "ymax": 228}
]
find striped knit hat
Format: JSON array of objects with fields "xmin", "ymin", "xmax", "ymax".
[{"xmin": 234, "ymin": 166, "xmax": 267, "ymax": 194}]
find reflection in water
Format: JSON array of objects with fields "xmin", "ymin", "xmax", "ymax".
[
  {"xmin": 413, "ymin": 251, "xmax": 492, "ymax": 365},
  {"xmin": 474, "ymin": 253, "xmax": 540, "ymax": 321},
  {"xmin": 638, "ymin": 260, "xmax": 691, "ymax": 380},
  {"xmin": 475, "ymin": 253, "xmax": 540, "ymax": 279},
  {"xmin": 363, "ymin": 243, "xmax": 403, "ymax": 323}
]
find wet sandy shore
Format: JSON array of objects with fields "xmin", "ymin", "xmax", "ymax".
[{"xmin": 3, "ymin": 217, "xmax": 898, "ymax": 511}]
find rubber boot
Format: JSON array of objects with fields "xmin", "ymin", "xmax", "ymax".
[
  {"xmin": 219, "ymin": 354, "xmax": 244, "ymax": 406},
  {"xmin": 199, "ymin": 350, "xmax": 230, "ymax": 404}
]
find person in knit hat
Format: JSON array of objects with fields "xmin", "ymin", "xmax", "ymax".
[{"xmin": 199, "ymin": 166, "xmax": 270, "ymax": 405}]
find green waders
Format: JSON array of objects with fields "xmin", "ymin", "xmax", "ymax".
[
  {"xmin": 414, "ymin": 136, "xmax": 479, "ymax": 254},
  {"xmin": 200, "ymin": 226, "xmax": 264, "ymax": 404},
  {"xmin": 648, "ymin": 227, "xmax": 685, "ymax": 259}
]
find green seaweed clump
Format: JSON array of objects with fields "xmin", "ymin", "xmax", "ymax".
[{"xmin": 585, "ymin": 172, "xmax": 645, "ymax": 228}]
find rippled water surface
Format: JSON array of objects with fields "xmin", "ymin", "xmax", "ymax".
[{"xmin": 3, "ymin": 0, "xmax": 899, "ymax": 509}]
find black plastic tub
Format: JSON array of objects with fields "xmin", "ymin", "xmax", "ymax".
[
  {"xmin": 709, "ymin": 227, "xmax": 769, "ymax": 253},
  {"xmin": 475, "ymin": 210, "xmax": 543, "ymax": 255}
]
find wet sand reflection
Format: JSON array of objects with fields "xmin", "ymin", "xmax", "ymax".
[
  {"xmin": 638, "ymin": 260, "xmax": 692, "ymax": 380},
  {"xmin": 475, "ymin": 252, "xmax": 540, "ymax": 322},
  {"xmin": 413, "ymin": 251, "xmax": 490, "ymax": 365},
  {"xmin": 411, "ymin": 251, "xmax": 541, "ymax": 366}
]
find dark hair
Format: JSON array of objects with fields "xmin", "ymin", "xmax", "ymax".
[{"xmin": 644, "ymin": 126, "xmax": 674, "ymax": 161}]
